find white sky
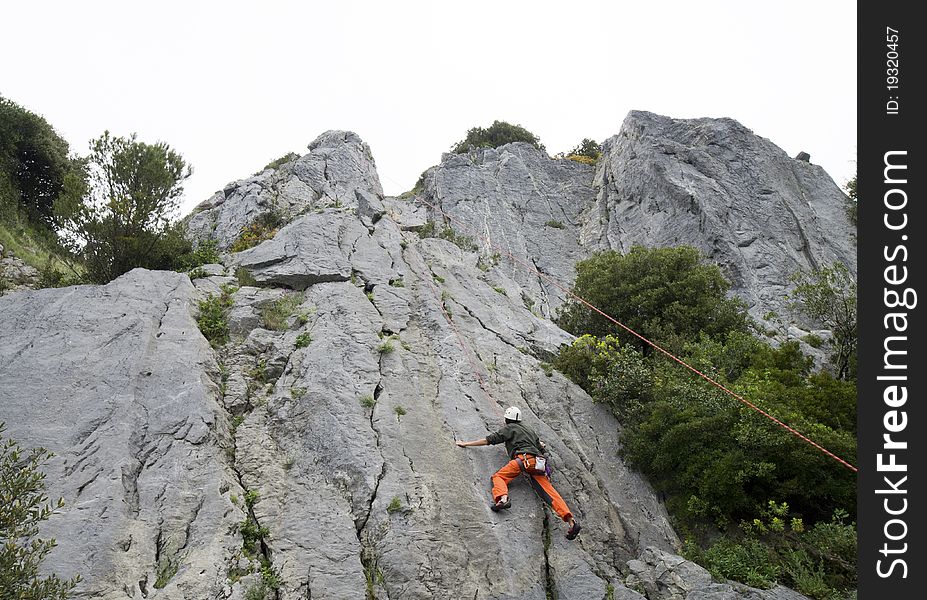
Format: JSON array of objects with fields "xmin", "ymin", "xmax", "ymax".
[{"xmin": 2, "ymin": 1, "xmax": 857, "ymax": 217}]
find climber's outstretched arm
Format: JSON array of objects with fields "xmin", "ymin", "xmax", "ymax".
[{"xmin": 456, "ymin": 438, "xmax": 489, "ymax": 448}]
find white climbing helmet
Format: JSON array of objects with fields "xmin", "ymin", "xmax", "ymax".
[{"xmin": 504, "ymin": 406, "xmax": 522, "ymax": 422}]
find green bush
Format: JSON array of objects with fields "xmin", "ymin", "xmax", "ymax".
[
  {"xmin": 196, "ymin": 285, "xmax": 236, "ymax": 347},
  {"xmin": 360, "ymin": 394, "xmax": 376, "ymax": 408},
  {"xmin": 452, "ymin": 120, "xmax": 544, "ymax": 154},
  {"xmin": 699, "ymin": 536, "xmax": 780, "ymax": 588},
  {"xmin": 544, "ymin": 220, "xmax": 564, "ymax": 228},
  {"xmin": 387, "ymin": 496, "xmax": 402, "ymax": 513},
  {"xmin": 175, "ymin": 238, "xmax": 221, "ymax": 271},
  {"xmin": 0, "ymin": 423, "xmax": 82, "ymax": 598},
  {"xmin": 789, "ymin": 263, "xmax": 857, "ymax": 380},
  {"xmin": 556, "ymin": 246, "xmax": 751, "ymax": 355}
]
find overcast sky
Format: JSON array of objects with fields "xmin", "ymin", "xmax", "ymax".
[{"xmin": 2, "ymin": 1, "xmax": 856, "ymax": 217}]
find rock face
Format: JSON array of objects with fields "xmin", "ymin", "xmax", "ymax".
[
  {"xmin": 588, "ymin": 111, "xmax": 855, "ymax": 321},
  {"xmin": 416, "ymin": 143, "xmax": 596, "ymax": 319},
  {"xmin": 186, "ymin": 130, "xmax": 382, "ymax": 250},
  {"xmin": 0, "ymin": 271, "xmax": 241, "ymax": 599},
  {"xmin": 0, "ymin": 115, "xmax": 837, "ymax": 599},
  {"xmin": 418, "ymin": 112, "xmax": 855, "ymax": 326}
]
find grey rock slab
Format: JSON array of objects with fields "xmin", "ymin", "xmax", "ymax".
[
  {"xmin": 0, "ymin": 269, "xmax": 242, "ymax": 599},
  {"xmin": 234, "ymin": 210, "xmax": 373, "ymax": 290},
  {"xmin": 421, "ymin": 142, "xmax": 597, "ymax": 318}
]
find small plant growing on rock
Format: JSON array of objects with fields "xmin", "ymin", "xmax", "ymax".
[
  {"xmin": 493, "ymin": 286, "xmax": 506, "ymax": 296},
  {"xmin": 291, "ymin": 387, "xmax": 306, "ymax": 400},
  {"xmin": 544, "ymin": 220, "xmax": 564, "ymax": 229},
  {"xmin": 801, "ymin": 333, "xmax": 824, "ymax": 348},
  {"xmin": 387, "ymin": 496, "xmax": 402, "ymax": 514},
  {"xmin": 389, "ymin": 278, "xmax": 405, "ymax": 288},
  {"xmin": 394, "ymin": 405, "xmax": 407, "ymax": 419},
  {"xmin": 188, "ymin": 267, "xmax": 209, "ymax": 280},
  {"xmin": 196, "ymin": 285, "xmax": 236, "ymax": 347},
  {"xmin": 417, "ymin": 221, "xmax": 436, "ymax": 238},
  {"xmin": 360, "ymin": 394, "xmax": 376, "ymax": 408},
  {"xmin": 236, "ymin": 267, "xmax": 258, "ymax": 287},
  {"xmin": 378, "ymin": 341, "xmax": 395, "ymax": 354},
  {"xmin": 438, "ymin": 226, "xmax": 477, "ymax": 252},
  {"xmin": 154, "ymin": 557, "xmax": 179, "ymax": 589},
  {"xmin": 230, "ymin": 211, "xmax": 283, "ymax": 253},
  {"xmin": 295, "ymin": 332, "xmax": 312, "ymax": 348},
  {"xmin": 433, "ymin": 274, "xmax": 445, "ymax": 284},
  {"xmin": 261, "ymin": 293, "xmax": 302, "ymax": 331}
]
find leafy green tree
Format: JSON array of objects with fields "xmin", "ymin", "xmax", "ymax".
[
  {"xmin": 557, "ymin": 246, "xmax": 751, "ymax": 355},
  {"xmin": 0, "ymin": 423, "xmax": 80, "ymax": 599},
  {"xmin": 451, "ymin": 120, "xmax": 544, "ymax": 153},
  {"xmin": 0, "ymin": 96, "xmax": 81, "ymax": 226},
  {"xmin": 844, "ymin": 174, "xmax": 856, "ymax": 227},
  {"xmin": 54, "ymin": 131, "xmax": 192, "ymax": 283},
  {"xmin": 789, "ymin": 263, "xmax": 857, "ymax": 380}
]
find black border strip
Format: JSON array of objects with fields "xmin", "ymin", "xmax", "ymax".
[{"xmin": 858, "ymin": 3, "xmax": 924, "ymax": 597}]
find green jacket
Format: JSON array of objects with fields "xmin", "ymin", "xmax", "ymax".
[{"xmin": 486, "ymin": 422, "xmax": 544, "ymax": 459}]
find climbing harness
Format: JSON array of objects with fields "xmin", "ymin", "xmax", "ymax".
[{"xmin": 412, "ymin": 195, "xmax": 859, "ymax": 474}]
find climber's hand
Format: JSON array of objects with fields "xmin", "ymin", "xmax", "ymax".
[{"xmin": 456, "ymin": 440, "xmax": 467, "ymax": 448}]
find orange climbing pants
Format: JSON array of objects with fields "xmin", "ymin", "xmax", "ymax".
[{"xmin": 491, "ymin": 454, "xmax": 573, "ymax": 522}]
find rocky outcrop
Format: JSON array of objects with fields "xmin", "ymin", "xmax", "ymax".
[
  {"xmin": 186, "ymin": 130, "xmax": 382, "ymax": 250},
  {"xmin": 0, "ymin": 119, "xmax": 829, "ymax": 599},
  {"xmin": 587, "ymin": 111, "xmax": 855, "ymax": 321},
  {"xmin": 414, "ymin": 143, "xmax": 596, "ymax": 319},
  {"xmin": 415, "ymin": 112, "xmax": 854, "ymax": 328}
]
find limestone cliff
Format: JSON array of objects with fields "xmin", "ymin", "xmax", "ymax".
[{"xmin": 0, "ymin": 112, "xmax": 854, "ymax": 599}]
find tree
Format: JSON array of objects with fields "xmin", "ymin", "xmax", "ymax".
[
  {"xmin": 0, "ymin": 423, "xmax": 80, "ymax": 599},
  {"xmin": 0, "ymin": 96, "xmax": 81, "ymax": 226},
  {"xmin": 844, "ymin": 174, "xmax": 857, "ymax": 227},
  {"xmin": 54, "ymin": 131, "xmax": 192, "ymax": 283},
  {"xmin": 556, "ymin": 245, "xmax": 751, "ymax": 355},
  {"xmin": 451, "ymin": 120, "xmax": 544, "ymax": 153},
  {"xmin": 567, "ymin": 138, "xmax": 601, "ymax": 159},
  {"xmin": 789, "ymin": 263, "xmax": 857, "ymax": 380}
]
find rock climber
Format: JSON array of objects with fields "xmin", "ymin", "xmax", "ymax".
[{"xmin": 455, "ymin": 406, "xmax": 582, "ymax": 540}]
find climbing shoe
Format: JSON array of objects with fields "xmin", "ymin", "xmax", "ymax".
[
  {"xmin": 566, "ymin": 520, "xmax": 582, "ymax": 540},
  {"xmin": 490, "ymin": 499, "xmax": 511, "ymax": 512}
]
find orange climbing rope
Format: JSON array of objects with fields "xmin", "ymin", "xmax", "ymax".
[{"xmin": 413, "ymin": 196, "xmax": 859, "ymax": 473}]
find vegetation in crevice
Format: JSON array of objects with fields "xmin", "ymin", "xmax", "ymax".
[{"xmin": 196, "ymin": 284, "xmax": 236, "ymax": 347}]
